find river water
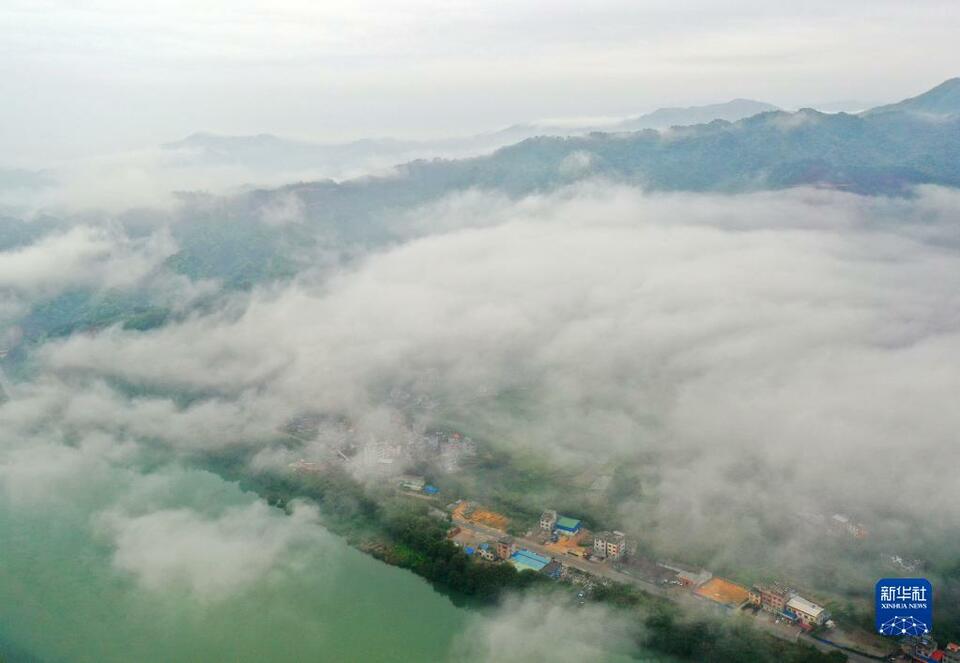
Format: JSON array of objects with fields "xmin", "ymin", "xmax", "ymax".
[
  {"xmin": 0, "ymin": 467, "xmax": 470, "ymax": 663},
  {"xmin": 0, "ymin": 466, "xmax": 661, "ymax": 662}
]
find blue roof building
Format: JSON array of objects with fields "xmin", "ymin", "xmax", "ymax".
[
  {"xmin": 509, "ymin": 549, "xmax": 551, "ymax": 572},
  {"xmin": 554, "ymin": 516, "xmax": 582, "ymax": 535}
]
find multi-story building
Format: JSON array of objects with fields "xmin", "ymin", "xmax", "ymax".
[
  {"xmin": 496, "ymin": 536, "xmax": 515, "ymax": 560},
  {"xmin": 753, "ymin": 583, "xmax": 795, "ymax": 615},
  {"xmin": 785, "ymin": 595, "xmax": 828, "ymax": 628},
  {"xmin": 593, "ymin": 531, "xmax": 627, "ymax": 560},
  {"xmin": 539, "ymin": 510, "xmax": 557, "ymax": 531}
]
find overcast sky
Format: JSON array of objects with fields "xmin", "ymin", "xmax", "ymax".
[{"xmin": 2, "ymin": 0, "xmax": 958, "ymax": 165}]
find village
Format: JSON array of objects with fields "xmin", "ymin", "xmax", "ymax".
[
  {"xmin": 286, "ymin": 423, "xmax": 954, "ymax": 663},
  {"xmin": 435, "ymin": 492, "xmax": 957, "ymax": 663}
]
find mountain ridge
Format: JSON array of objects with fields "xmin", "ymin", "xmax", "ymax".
[{"xmin": 864, "ymin": 77, "xmax": 960, "ymax": 116}]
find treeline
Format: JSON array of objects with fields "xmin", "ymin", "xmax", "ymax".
[
  {"xmin": 642, "ymin": 609, "xmax": 847, "ymax": 663},
  {"xmin": 588, "ymin": 579, "xmax": 848, "ymax": 662},
  {"xmin": 380, "ymin": 509, "xmax": 545, "ymax": 599},
  {"xmin": 228, "ymin": 459, "xmax": 544, "ymax": 601}
]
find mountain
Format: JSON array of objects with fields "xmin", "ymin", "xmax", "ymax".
[
  {"xmin": 611, "ymin": 99, "xmax": 779, "ymax": 131},
  {"xmin": 808, "ymin": 99, "xmax": 879, "ymax": 114},
  {"xmin": 9, "ymin": 79, "xmax": 960, "ymax": 329},
  {"xmin": 165, "ymin": 99, "xmax": 784, "ymax": 179},
  {"xmin": 864, "ymin": 77, "xmax": 960, "ymax": 117},
  {"xmin": 280, "ymin": 102, "xmax": 960, "ymax": 211},
  {"xmin": 495, "ymin": 99, "xmax": 780, "ymax": 138},
  {"xmin": 163, "ymin": 132, "xmax": 423, "ymax": 170}
]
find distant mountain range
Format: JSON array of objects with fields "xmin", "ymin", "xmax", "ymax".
[
  {"xmin": 160, "ymin": 80, "xmax": 960, "ymax": 187},
  {"xmin": 268, "ymin": 77, "xmax": 960, "ymax": 210},
  {"xmin": 144, "ymin": 78, "xmax": 960, "ymax": 288},
  {"xmin": 864, "ymin": 77, "xmax": 960, "ymax": 117},
  {"xmin": 4, "ymin": 77, "xmax": 960, "ymax": 333},
  {"xmin": 491, "ymin": 98, "xmax": 780, "ymax": 138},
  {"xmin": 161, "ymin": 99, "xmax": 783, "ymax": 176}
]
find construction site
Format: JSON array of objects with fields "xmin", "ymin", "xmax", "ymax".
[{"xmin": 451, "ymin": 501, "xmax": 510, "ymax": 532}]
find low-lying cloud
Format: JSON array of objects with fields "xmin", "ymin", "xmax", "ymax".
[
  {"xmin": 6, "ymin": 181, "xmax": 960, "ymax": 602},
  {"xmin": 452, "ymin": 595, "xmax": 640, "ymax": 662},
  {"xmin": 96, "ymin": 500, "xmax": 326, "ymax": 601},
  {"xmin": 0, "ymin": 224, "xmax": 175, "ymax": 297}
]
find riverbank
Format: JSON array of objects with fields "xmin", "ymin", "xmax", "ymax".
[{"xmin": 216, "ymin": 455, "xmax": 856, "ymax": 663}]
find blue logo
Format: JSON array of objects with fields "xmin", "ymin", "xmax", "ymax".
[{"xmin": 875, "ymin": 578, "xmax": 932, "ymax": 637}]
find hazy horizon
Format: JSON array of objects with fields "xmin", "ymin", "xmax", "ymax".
[{"xmin": 2, "ymin": 0, "xmax": 959, "ymax": 167}]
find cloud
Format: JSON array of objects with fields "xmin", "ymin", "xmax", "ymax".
[
  {"xmin": 258, "ymin": 191, "xmax": 306, "ymax": 227},
  {"xmin": 452, "ymin": 595, "xmax": 638, "ymax": 662},
  {"xmin": 22, "ymin": 183, "xmax": 960, "ymax": 576},
  {"xmin": 0, "ymin": 223, "xmax": 176, "ymax": 297},
  {"xmin": 95, "ymin": 500, "xmax": 326, "ymax": 601}
]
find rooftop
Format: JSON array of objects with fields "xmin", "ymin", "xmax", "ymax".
[
  {"xmin": 756, "ymin": 582, "xmax": 794, "ymax": 597},
  {"xmin": 555, "ymin": 516, "xmax": 582, "ymax": 531},
  {"xmin": 510, "ymin": 549, "xmax": 551, "ymax": 572},
  {"xmin": 786, "ymin": 595, "xmax": 825, "ymax": 617},
  {"xmin": 595, "ymin": 531, "xmax": 625, "ymax": 542}
]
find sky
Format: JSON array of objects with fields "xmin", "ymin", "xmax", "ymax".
[{"xmin": 2, "ymin": 0, "xmax": 959, "ymax": 166}]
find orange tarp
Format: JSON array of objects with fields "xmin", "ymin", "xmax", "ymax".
[{"xmin": 694, "ymin": 578, "xmax": 751, "ymax": 606}]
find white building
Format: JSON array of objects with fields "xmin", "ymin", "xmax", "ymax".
[
  {"xmin": 786, "ymin": 595, "xmax": 828, "ymax": 627},
  {"xmin": 593, "ymin": 531, "xmax": 627, "ymax": 560},
  {"xmin": 539, "ymin": 510, "xmax": 557, "ymax": 531}
]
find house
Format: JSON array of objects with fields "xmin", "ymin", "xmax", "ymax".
[
  {"xmin": 754, "ymin": 583, "xmax": 795, "ymax": 615},
  {"xmin": 593, "ymin": 531, "xmax": 627, "ymax": 560},
  {"xmin": 496, "ymin": 536, "xmax": 515, "ymax": 560},
  {"xmin": 554, "ymin": 516, "xmax": 582, "ymax": 536},
  {"xmin": 540, "ymin": 510, "xmax": 557, "ymax": 531},
  {"xmin": 785, "ymin": 595, "xmax": 828, "ymax": 628}
]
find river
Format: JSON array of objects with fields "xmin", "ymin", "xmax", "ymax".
[{"xmin": 0, "ymin": 466, "xmax": 660, "ymax": 663}]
